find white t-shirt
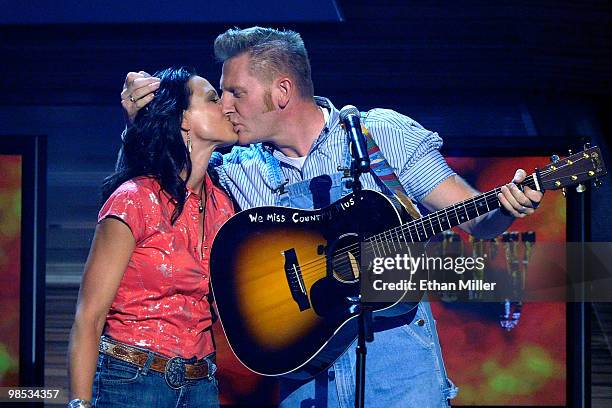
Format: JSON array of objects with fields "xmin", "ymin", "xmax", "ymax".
[{"xmin": 272, "ymin": 107, "xmax": 330, "ymax": 170}]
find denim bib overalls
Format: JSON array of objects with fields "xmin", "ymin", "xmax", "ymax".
[{"xmin": 265, "ymin": 141, "xmax": 457, "ymax": 408}]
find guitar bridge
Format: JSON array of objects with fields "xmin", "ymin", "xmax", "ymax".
[{"xmin": 282, "ymin": 248, "xmax": 311, "ymax": 312}]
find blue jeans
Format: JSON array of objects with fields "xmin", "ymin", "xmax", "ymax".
[
  {"xmin": 92, "ymin": 353, "xmax": 219, "ymax": 408},
  {"xmin": 279, "ymin": 302, "xmax": 457, "ymax": 408}
]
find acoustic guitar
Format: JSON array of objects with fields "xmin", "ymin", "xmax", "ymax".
[{"xmin": 210, "ymin": 146, "xmax": 606, "ymax": 379}]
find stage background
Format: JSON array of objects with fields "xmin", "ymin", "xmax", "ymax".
[
  {"xmin": 436, "ymin": 156, "xmax": 567, "ymax": 406},
  {"xmin": 0, "ymin": 1, "xmax": 610, "ymax": 406},
  {"xmin": 0, "ymin": 155, "xmax": 21, "ymax": 386}
]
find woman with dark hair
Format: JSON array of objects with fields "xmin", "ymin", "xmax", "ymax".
[{"xmin": 67, "ymin": 67, "xmax": 237, "ymax": 408}]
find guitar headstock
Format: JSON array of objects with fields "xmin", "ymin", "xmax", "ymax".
[{"xmin": 538, "ymin": 146, "xmax": 607, "ymax": 191}]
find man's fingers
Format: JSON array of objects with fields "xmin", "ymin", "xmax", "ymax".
[
  {"xmin": 134, "ymin": 93, "xmax": 155, "ymax": 109},
  {"xmin": 500, "ymin": 185, "xmax": 534, "ymax": 216},
  {"xmin": 498, "ymin": 170, "xmax": 544, "ymax": 218},
  {"xmin": 121, "ymin": 71, "xmax": 157, "ymax": 124},
  {"xmin": 123, "ymin": 71, "xmax": 145, "ymax": 90},
  {"xmin": 512, "ymin": 168, "xmax": 527, "ymax": 183},
  {"xmin": 129, "ymin": 77, "xmax": 160, "ymax": 96},
  {"xmin": 523, "ymin": 186, "xmax": 543, "ymax": 208},
  {"xmin": 130, "ymin": 80, "xmax": 160, "ymax": 102},
  {"xmin": 121, "ymin": 79, "xmax": 159, "ymax": 102},
  {"xmin": 509, "ymin": 185, "xmax": 541, "ymax": 214},
  {"xmin": 124, "ymin": 71, "xmax": 153, "ymax": 86},
  {"xmin": 508, "ymin": 183, "xmax": 533, "ymax": 208},
  {"xmin": 122, "ymin": 73, "xmax": 159, "ymax": 93},
  {"xmin": 121, "ymin": 98, "xmax": 133, "ymax": 113},
  {"xmin": 501, "ymin": 185, "xmax": 524, "ymax": 208},
  {"xmin": 498, "ymin": 193, "xmax": 525, "ymax": 218}
]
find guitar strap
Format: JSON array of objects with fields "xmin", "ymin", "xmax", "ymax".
[{"xmin": 359, "ymin": 113, "xmax": 422, "ymax": 220}]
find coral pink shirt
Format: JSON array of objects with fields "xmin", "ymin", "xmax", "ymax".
[{"xmin": 98, "ymin": 175, "xmax": 233, "ymax": 359}]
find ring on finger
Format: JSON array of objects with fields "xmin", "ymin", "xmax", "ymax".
[{"xmin": 129, "ymin": 94, "xmax": 136, "ymax": 103}]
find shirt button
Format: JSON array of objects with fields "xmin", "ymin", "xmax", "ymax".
[{"xmin": 416, "ymin": 318, "xmax": 425, "ymax": 326}]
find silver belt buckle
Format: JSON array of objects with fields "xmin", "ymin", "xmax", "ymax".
[
  {"xmin": 207, "ymin": 358, "xmax": 217, "ymax": 380},
  {"xmin": 165, "ymin": 356, "xmax": 186, "ymax": 389}
]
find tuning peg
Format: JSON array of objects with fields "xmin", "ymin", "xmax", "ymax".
[
  {"xmin": 576, "ymin": 184, "xmax": 587, "ymax": 193},
  {"xmin": 584, "ymin": 142, "xmax": 591, "ymax": 150},
  {"xmin": 568, "ymin": 149, "xmax": 573, "ymax": 155},
  {"xmin": 562, "ymin": 187, "xmax": 566, "ymax": 197},
  {"xmin": 550, "ymin": 154, "xmax": 560, "ymax": 162}
]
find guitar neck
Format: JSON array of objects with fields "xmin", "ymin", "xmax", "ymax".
[{"xmin": 369, "ymin": 172, "xmax": 541, "ymax": 245}]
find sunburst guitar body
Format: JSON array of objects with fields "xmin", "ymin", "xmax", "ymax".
[{"xmin": 210, "ymin": 190, "xmax": 417, "ymax": 379}]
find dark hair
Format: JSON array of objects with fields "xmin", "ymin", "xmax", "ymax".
[
  {"xmin": 214, "ymin": 26, "xmax": 314, "ymax": 99},
  {"xmin": 102, "ymin": 66, "xmax": 195, "ymax": 223}
]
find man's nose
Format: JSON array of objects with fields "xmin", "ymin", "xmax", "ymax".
[{"xmin": 220, "ymin": 93, "xmax": 233, "ymax": 115}]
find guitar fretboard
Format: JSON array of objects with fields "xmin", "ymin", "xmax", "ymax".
[{"xmin": 367, "ymin": 173, "xmax": 539, "ymax": 246}]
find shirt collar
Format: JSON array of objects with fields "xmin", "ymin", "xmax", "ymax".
[
  {"xmin": 314, "ymin": 96, "xmax": 339, "ymax": 132},
  {"xmin": 310, "ymin": 96, "xmax": 341, "ymax": 152},
  {"xmin": 262, "ymin": 96, "xmax": 340, "ymax": 156}
]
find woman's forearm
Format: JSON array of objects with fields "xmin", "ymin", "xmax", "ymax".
[
  {"xmin": 67, "ymin": 219, "xmax": 136, "ymax": 401},
  {"xmin": 67, "ymin": 313, "xmax": 106, "ymax": 401}
]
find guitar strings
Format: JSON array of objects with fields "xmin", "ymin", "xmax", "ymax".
[
  {"xmin": 295, "ymin": 187, "xmax": 507, "ymax": 278},
  {"xmin": 291, "ymin": 164, "xmax": 594, "ymax": 280},
  {"xmin": 299, "ymin": 162, "xmax": 593, "ymax": 273},
  {"xmin": 294, "ymin": 186, "xmax": 507, "ymax": 276},
  {"xmin": 296, "ymin": 158, "xmax": 589, "ymax": 278}
]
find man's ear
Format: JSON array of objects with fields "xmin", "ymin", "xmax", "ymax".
[{"xmin": 276, "ymin": 77, "xmax": 293, "ymax": 109}]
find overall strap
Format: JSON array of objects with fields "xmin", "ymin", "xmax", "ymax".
[{"xmin": 360, "ymin": 113, "xmax": 421, "ymax": 220}]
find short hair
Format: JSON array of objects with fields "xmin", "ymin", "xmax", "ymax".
[{"xmin": 214, "ymin": 26, "xmax": 314, "ymax": 99}]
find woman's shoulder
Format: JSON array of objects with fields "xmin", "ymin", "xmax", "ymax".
[
  {"xmin": 115, "ymin": 176, "xmax": 159, "ymax": 193},
  {"xmin": 107, "ymin": 176, "xmax": 162, "ymax": 204}
]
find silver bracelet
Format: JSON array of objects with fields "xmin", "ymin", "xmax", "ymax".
[{"xmin": 68, "ymin": 399, "xmax": 92, "ymax": 408}]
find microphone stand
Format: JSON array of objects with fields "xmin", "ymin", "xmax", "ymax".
[{"xmin": 346, "ymin": 136, "xmax": 372, "ymax": 408}]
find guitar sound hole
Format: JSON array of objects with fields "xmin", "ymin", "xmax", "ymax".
[{"xmin": 330, "ymin": 233, "xmax": 361, "ymax": 283}]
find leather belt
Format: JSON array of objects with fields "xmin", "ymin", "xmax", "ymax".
[{"xmin": 99, "ymin": 337, "xmax": 213, "ymax": 386}]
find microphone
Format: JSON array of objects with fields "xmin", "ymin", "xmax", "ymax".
[{"xmin": 339, "ymin": 105, "xmax": 370, "ymax": 173}]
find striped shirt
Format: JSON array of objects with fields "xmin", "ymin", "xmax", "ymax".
[{"xmin": 212, "ymin": 97, "xmax": 455, "ymax": 210}]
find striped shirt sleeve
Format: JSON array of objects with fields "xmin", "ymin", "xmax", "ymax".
[{"xmin": 365, "ymin": 108, "xmax": 456, "ymax": 202}]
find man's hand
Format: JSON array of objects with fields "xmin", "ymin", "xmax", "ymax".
[
  {"xmin": 120, "ymin": 71, "xmax": 160, "ymax": 124},
  {"xmin": 498, "ymin": 169, "xmax": 543, "ymax": 218}
]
